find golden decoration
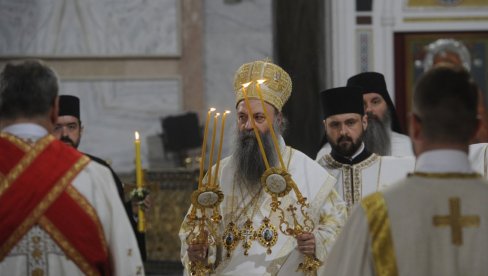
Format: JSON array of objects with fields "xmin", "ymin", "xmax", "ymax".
[
  {"xmin": 222, "ymin": 222, "xmax": 240, "ymax": 258},
  {"xmin": 256, "ymin": 217, "xmax": 278, "ymax": 254},
  {"xmin": 240, "ymin": 219, "xmax": 256, "ymax": 256},
  {"xmin": 233, "ymin": 60, "xmax": 292, "ymax": 111},
  {"xmin": 186, "ymin": 185, "xmax": 224, "ymax": 274},
  {"xmin": 409, "ymin": 172, "xmax": 481, "ymax": 179},
  {"xmin": 261, "ymin": 167, "xmax": 293, "ymax": 197},
  {"xmin": 32, "ymin": 268, "xmax": 44, "ymax": 276},
  {"xmin": 191, "ymin": 187, "xmax": 224, "ymax": 210},
  {"xmin": 361, "ymin": 192, "xmax": 399, "ymax": 276},
  {"xmin": 407, "ymin": 0, "xmax": 488, "ymax": 7},
  {"xmin": 433, "ymin": 197, "xmax": 480, "ymax": 245}
]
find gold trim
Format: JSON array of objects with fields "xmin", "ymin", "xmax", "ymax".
[
  {"xmin": 325, "ymin": 153, "xmax": 380, "ymax": 212},
  {"xmin": 0, "ymin": 132, "xmax": 32, "ymax": 152},
  {"xmin": 39, "ymin": 216, "xmax": 99, "ymax": 276},
  {"xmin": 409, "ymin": 172, "xmax": 481, "ymax": 179},
  {"xmin": 361, "ymin": 192, "xmax": 398, "ymax": 276},
  {"xmin": 404, "ymin": 17, "xmax": 488, "ymax": 23},
  {"xmin": 0, "ymin": 135, "xmax": 54, "ymax": 197},
  {"xmin": 65, "ymin": 180, "xmax": 108, "ymax": 255},
  {"xmin": 407, "ymin": 0, "xmax": 488, "ymax": 7},
  {"xmin": 0, "ymin": 153, "xmax": 90, "ymax": 261},
  {"xmin": 256, "ymin": 217, "xmax": 278, "ymax": 254}
]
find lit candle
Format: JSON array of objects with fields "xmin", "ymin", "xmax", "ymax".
[
  {"xmin": 134, "ymin": 131, "xmax": 143, "ymax": 188},
  {"xmin": 212, "ymin": 110, "xmax": 230, "ymax": 187},
  {"xmin": 256, "ymin": 80, "xmax": 286, "ymax": 169},
  {"xmin": 198, "ymin": 108, "xmax": 216, "ymax": 188},
  {"xmin": 242, "ymin": 82, "xmax": 270, "ymax": 169},
  {"xmin": 207, "ymin": 112, "xmax": 220, "ymax": 187},
  {"xmin": 134, "ymin": 131, "xmax": 145, "ymax": 232}
]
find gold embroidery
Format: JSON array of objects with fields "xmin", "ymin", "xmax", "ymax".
[
  {"xmin": 409, "ymin": 172, "xmax": 481, "ymax": 179},
  {"xmin": 433, "ymin": 197, "xmax": 480, "ymax": 246},
  {"xmin": 31, "ymin": 268, "xmax": 44, "ymax": 276},
  {"xmin": 325, "ymin": 154, "xmax": 379, "ymax": 212},
  {"xmin": 361, "ymin": 192, "xmax": 398, "ymax": 276},
  {"xmin": 0, "ymin": 135, "xmax": 54, "ymax": 197},
  {"xmin": 0, "ymin": 132, "xmax": 33, "ymax": 152},
  {"xmin": 65, "ymin": 181, "xmax": 108, "ymax": 255},
  {"xmin": 0, "ymin": 153, "xmax": 89, "ymax": 261},
  {"xmin": 39, "ymin": 216, "xmax": 98, "ymax": 276}
]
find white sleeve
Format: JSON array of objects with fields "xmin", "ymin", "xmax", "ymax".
[
  {"xmin": 323, "ymin": 204, "xmax": 375, "ymax": 276},
  {"xmin": 73, "ymin": 162, "xmax": 145, "ymax": 276}
]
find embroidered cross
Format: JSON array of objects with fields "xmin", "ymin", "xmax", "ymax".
[
  {"xmin": 9, "ymin": 226, "xmax": 64, "ymax": 275},
  {"xmin": 433, "ymin": 197, "xmax": 480, "ymax": 245}
]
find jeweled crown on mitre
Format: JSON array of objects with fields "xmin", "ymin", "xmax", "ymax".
[{"xmin": 233, "ymin": 59, "xmax": 292, "ymax": 112}]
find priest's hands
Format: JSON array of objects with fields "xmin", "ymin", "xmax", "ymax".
[
  {"xmin": 296, "ymin": 232, "xmax": 315, "ymax": 255},
  {"xmin": 187, "ymin": 243, "xmax": 208, "ymax": 262}
]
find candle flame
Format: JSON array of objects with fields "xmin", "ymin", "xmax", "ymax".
[
  {"xmin": 224, "ymin": 110, "xmax": 231, "ymax": 114},
  {"xmin": 215, "ymin": 113, "xmax": 221, "ymax": 117},
  {"xmin": 209, "ymin": 107, "xmax": 216, "ymax": 112},
  {"xmin": 257, "ymin": 79, "xmax": 266, "ymax": 84},
  {"xmin": 135, "ymin": 131, "xmax": 140, "ymax": 140},
  {"xmin": 242, "ymin": 82, "xmax": 252, "ymax": 88}
]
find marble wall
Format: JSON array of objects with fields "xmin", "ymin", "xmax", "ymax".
[
  {"xmin": 0, "ymin": 0, "xmax": 179, "ymax": 56},
  {"xmin": 60, "ymin": 79, "xmax": 181, "ymax": 172},
  {"xmin": 0, "ymin": 0, "xmax": 272, "ymax": 173}
]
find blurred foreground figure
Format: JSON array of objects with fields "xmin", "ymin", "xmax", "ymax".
[
  {"xmin": 0, "ymin": 60, "xmax": 144, "ymax": 275},
  {"xmin": 324, "ymin": 66, "xmax": 488, "ymax": 276}
]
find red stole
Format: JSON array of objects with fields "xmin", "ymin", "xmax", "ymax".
[{"xmin": 0, "ymin": 133, "xmax": 111, "ymax": 276}]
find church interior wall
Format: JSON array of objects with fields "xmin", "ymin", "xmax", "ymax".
[
  {"xmin": 330, "ymin": 0, "xmax": 488, "ymax": 131},
  {"xmin": 0, "ymin": 0, "xmax": 272, "ymax": 174}
]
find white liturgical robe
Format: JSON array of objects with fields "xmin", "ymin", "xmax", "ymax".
[
  {"xmin": 469, "ymin": 143, "xmax": 488, "ymax": 179},
  {"xmin": 323, "ymin": 149, "xmax": 488, "ymax": 276},
  {"xmin": 180, "ymin": 137, "xmax": 347, "ymax": 276},
  {"xmin": 317, "ymin": 144, "xmax": 415, "ymax": 212},
  {"xmin": 0, "ymin": 124, "xmax": 144, "ymax": 276}
]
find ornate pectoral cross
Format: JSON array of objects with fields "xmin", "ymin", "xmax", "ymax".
[
  {"xmin": 241, "ymin": 219, "xmax": 255, "ymax": 256},
  {"xmin": 433, "ymin": 197, "xmax": 480, "ymax": 246}
]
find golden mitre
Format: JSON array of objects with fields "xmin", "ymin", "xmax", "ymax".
[{"xmin": 233, "ymin": 59, "xmax": 292, "ymax": 112}]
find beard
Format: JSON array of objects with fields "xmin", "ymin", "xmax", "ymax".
[
  {"xmin": 60, "ymin": 135, "xmax": 80, "ymax": 149},
  {"xmin": 328, "ymin": 131, "xmax": 364, "ymax": 158},
  {"xmin": 363, "ymin": 111, "xmax": 391, "ymax": 156},
  {"xmin": 233, "ymin": 129, "xmax": 278, "ymax": 193}
]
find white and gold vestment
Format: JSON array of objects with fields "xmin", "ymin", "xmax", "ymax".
[{"xmin": 180, "ymin": 138, "xmax": 347, "ymax": 275}]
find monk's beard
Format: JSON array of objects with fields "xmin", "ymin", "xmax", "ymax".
[
  {"xmin": 328, "ymin": 132, "xmax": 364, "ymax": 158},
  {"xmin": 233, "ymin": 129, "xmax": 278, "ymax": 193},
  {"xmin": 364, "ymin": 111, "xmax": 391, "ymax": 155}
]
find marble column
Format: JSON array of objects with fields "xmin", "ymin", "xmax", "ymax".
[{"xmin": 273, "ymin": 0, "xmax": 326, "ymax": 158}]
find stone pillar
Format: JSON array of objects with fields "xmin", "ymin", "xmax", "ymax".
[{"xmin": 273, "ymin": 0, "xmax": 326, "ymax": 157}]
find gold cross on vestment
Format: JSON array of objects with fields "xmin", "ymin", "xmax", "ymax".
[{"xmin": 432, "ymin": 197, "xmax": 480, "ymax": 246}]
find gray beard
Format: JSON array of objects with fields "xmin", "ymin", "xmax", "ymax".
[
  {"xmin": 233, "ymin": 129, "xmax": 278, "ymax": 193},
  {"xmin": 363, "ymin": 111, "xmax": 392, "ymax": 156}
]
